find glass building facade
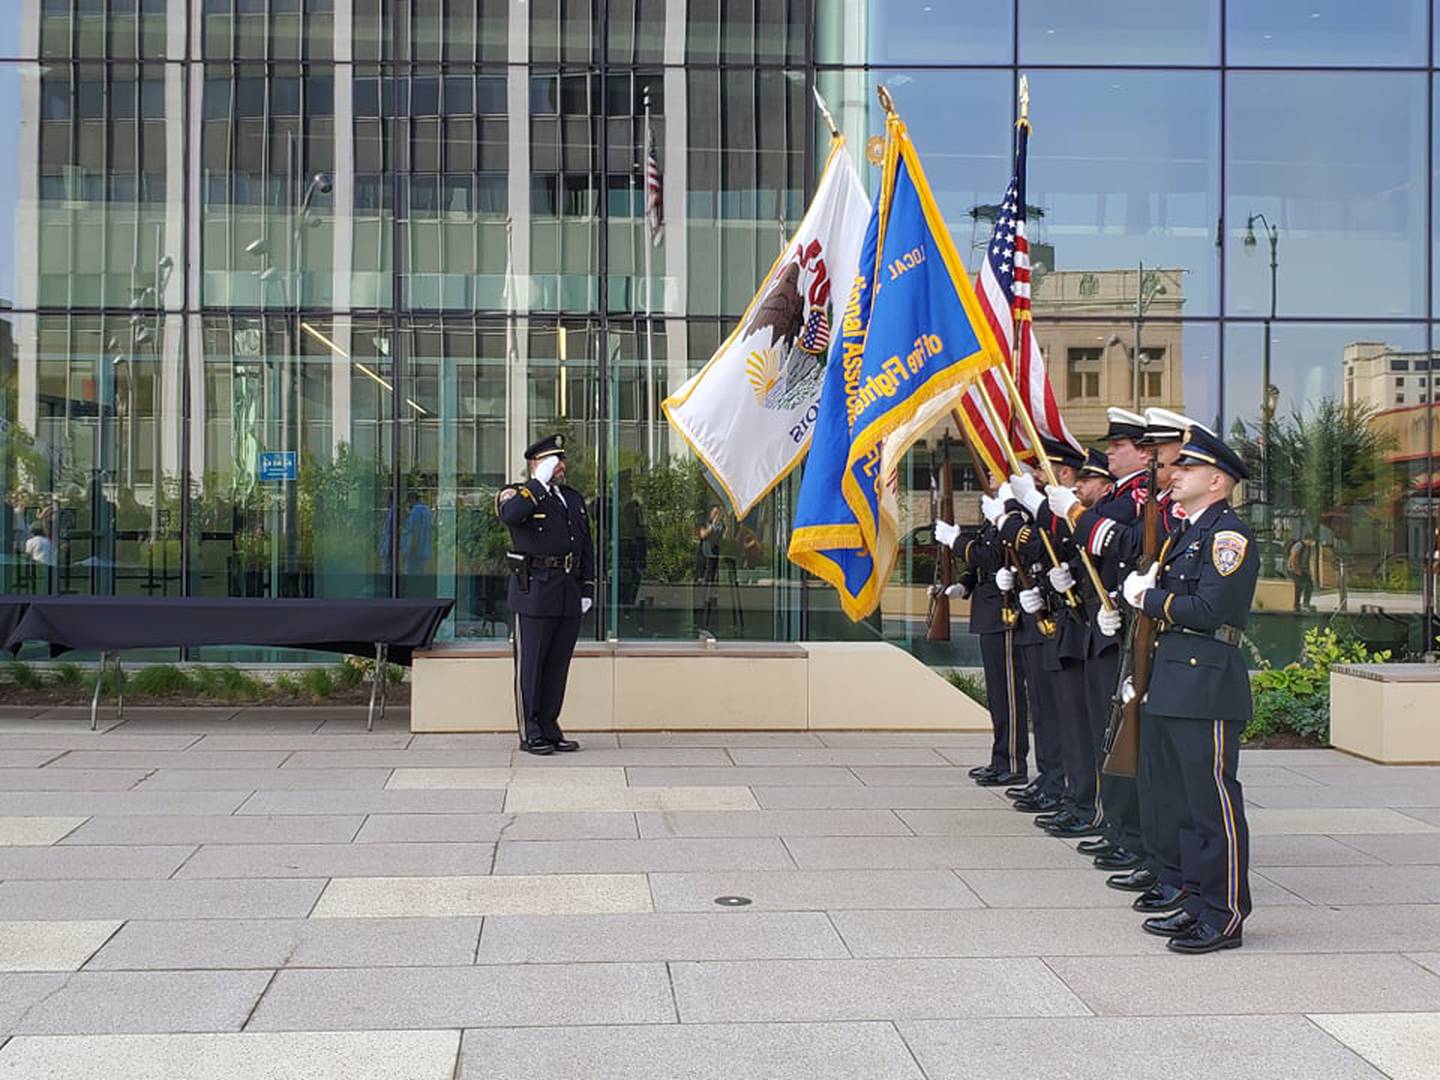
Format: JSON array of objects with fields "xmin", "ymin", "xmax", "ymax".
[{"xmin": 1, "ymin": 0, "xmax": 1436, "ymax": 665}]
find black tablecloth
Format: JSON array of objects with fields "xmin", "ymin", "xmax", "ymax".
[
  {"xmin": 4, "ymin": 596, "xmax": 455, "ymax": 664},
  {"xmin": 0, "ymin": 596, "xmax": 33, "ymax": 653}
]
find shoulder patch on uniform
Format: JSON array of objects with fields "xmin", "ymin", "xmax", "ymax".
[
  {"xmin": 1212, "ymin": 530, "xmax": 1248, "ymax": 577},
  {"xmin": 497, "ymin": 488, "xmax": 517, "ymax": 504}
]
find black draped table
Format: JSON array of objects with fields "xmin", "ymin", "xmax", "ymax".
[{"xmin": 4, "ymin": 596, "xmax": 454, "ymax": 729}]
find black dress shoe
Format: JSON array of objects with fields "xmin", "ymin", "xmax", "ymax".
[
  {"xmin": 1093, "ymin": 847, "xmax": 1144, "ymax": 871},
  {"xmin": 1133, "ymin": 884, "xmax": 1187, "ymax": 913},
  {"xmin": 550, "ymin": 738, "xmax": 580, "ymax": 752},
  {"xmin": 1013, "ymin": 792, "xmax": 1063, "ymax": 813},
  {"xmin": 519, "ymin": 739, "xmax": 555, "ymax": 756},
  {"xmin": 1004, "ymin": 783, "xmax": 1038, "ymax": 800},
  {"xmin": 1167, "ymin": 922, "xmax": 1242, "ymax": 954},
  {"xmin": 1045, "ymin": 815, "xmax": 1104, "ymax": 839},
  {"xmin": 968, "ymin": 764, "xmax": 998, "ymax": 779},
  {"xmin": 1142, "ymin": 910, "xmax": 1197, "ymax": 939},
  {"xmin": 975, "ymin": 770, "xmax": 1027, "ymax": 787},
  {"xmin": 1077, "ymin": 838, "xmax": 1114, "ymax": 856},
  {"xmin": 1105, "ymin": 867, "xmax": 1157, "ymax": 892}
]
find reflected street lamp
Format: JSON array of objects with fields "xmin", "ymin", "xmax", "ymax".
[
  {"xmin": 1131, "ymin": 261, "xmax": 1167, "ymax": 410},
  {"xmin": 1245, "ymin": 212, "xmax": 1280, "ymax": 574}
]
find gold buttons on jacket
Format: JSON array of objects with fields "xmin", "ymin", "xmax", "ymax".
[{"xmin": 1189, "ymin": 657, "xmax": 1197, "ymax": 666}]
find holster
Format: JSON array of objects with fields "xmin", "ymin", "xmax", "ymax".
[{"xmin": 505, "ymin": 551, "xmax": 531, "ymax": 592}]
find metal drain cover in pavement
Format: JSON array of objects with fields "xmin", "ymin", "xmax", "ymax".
[{"xmin": 714, "ymin": 895, "xmax": 752, "ymax": 907}]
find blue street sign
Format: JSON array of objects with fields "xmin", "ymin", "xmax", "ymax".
[{"xmin": 258, "ymin": 451, "xmax": 297, "ymax": 482}]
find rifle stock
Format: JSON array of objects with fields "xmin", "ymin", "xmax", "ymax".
[
  {"xmin": 926, "ymin": 435, "xmax": 955, "ymax": 641},
  {"xmin": 1102, "ymin": 459, "xmax": 1162, "ymax": 778}
]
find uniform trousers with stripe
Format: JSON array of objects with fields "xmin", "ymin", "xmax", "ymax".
[
  {"xmin": 1146, "ymin": 710, "xmax": 1252, "ymax": 934},
  {"xmin": 1019, "ymin": 641, "xmax": 1066, "ymax": 797},
  {"xmin": 511, "ymin": 613, "xmax": 581, "ymax": 744},
  {"xmin": 978, "ymin": 629, "xmax": 1028, "ymax": 775},
  {"xmin": 1048, "ymin": 657, "xmax": 1095, "ymax": 816},
  {"xmin": 1085, "ymin": 647, "xmax": 1142, "ymax": 850}
]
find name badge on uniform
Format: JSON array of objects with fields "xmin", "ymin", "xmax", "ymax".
[{"xmin": 1212, "ymin": 531, "xmax": 1248, "ymax": 577}]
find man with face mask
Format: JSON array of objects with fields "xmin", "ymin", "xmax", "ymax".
[{"xmin": 497, "ymin": 434, "xmax": 595, "ymax": 755}]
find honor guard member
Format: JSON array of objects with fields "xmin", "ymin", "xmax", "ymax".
[
  {"xmin": 496, "ymin": 434, "xmax": 595, "ymax": 755},
  {"xmin": 935, "ymin": 495, "xmax": 1029, "ymax": 787},
  {"xmin": 1121, "ymin": 426, "xmax": 1257, "ymax": 953}
]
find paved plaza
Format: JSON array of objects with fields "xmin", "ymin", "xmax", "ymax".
[{"xmin": 0, "ymin": 706, "xmax": 1438, "ymax": 1078}]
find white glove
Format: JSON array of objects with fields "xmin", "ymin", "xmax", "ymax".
[
  {"xmin": 533, "ymin": 455, "xmax": 560, "ymax": 485},
  {"xmin": 1046, "ymin": 484, "xmax": 1079, "ymax": 519},
  {"xmin": 580, "ymin": 597, "xmax": 593, "ymax": 614},
  {"xmin": 1096, "ymin": 605, "xmax": 1123, "ymax": 637},
  {"xmin": 947, "ymin": 581, "xmax": 970, "ymax": 600},
  {"xmin": 995, "ymin": 567, "xmax": 1016, "ymax": 592},
  {"xmin": 933, "ymin": 519, "xmax": 960, "ymax": 549},
  {"xmin": 1012, "ymin": 472, "xmax": 1044, "ymax": 514},
  {"xmin": 1047, "ymin": 564, "xmax": 1075, "ymax": 593},
  {"xmin": 1019, "ymin": 586, "xmax": 1043, "ymax": 614},
  {"xmin": 996, "ymin": 480, "xmax": 1016, "ymax": 505},
  {"xmin": 980, "ymin": 494, "xmax": 1005, "ymax": 525},
  {"xmin": 1122, "ymin": 565, "xmax": 1158, "ymax": 609},
  {"xmin": 1120, "ymin": 676, "xmax": 1136, "ymax": 705}
]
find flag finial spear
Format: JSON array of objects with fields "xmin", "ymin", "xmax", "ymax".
[
  {"xmin": 1017, "ymin": 75, "xmax": 1031, "ymax": 131},
  {"xmin": 875, "ymin": 84, "xmax": 896, "ymax": 116}
]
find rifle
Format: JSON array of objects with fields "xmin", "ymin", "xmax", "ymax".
[
  {"xmin": 926, "ymin": 434, "xmax": 955, "ymax": 642},
  {"xmin": 1008, "ymin": 543, "xmax": 1057, "ymax": 637},
  {"xmin": 1102, "ymin": 456, "xmax": 1162, "ymax": 777}
]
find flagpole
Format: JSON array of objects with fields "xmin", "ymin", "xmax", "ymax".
[{"xmin": 642, "ymin": 86, "xmax": 657, "ymax": 466}]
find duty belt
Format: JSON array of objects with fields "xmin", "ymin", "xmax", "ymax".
[
  {"xmin": 529, "ymin": 553, "xmax": 576, "ymax": 573},
  {"xmin": 1166, "ymin": 624, "xmax": 1243, "ymax": 647}
]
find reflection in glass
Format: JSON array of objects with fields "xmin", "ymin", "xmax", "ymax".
[
  {"xmin": 1227, "ymin": 0, "xmax": 1426, "ymax": 66},
  {"xmin": 814, "ymin": 0, "xmax": 1010, "ymax": 65},
  {"xmin": 1226, "ymin": 72, "xmax": 1426, "ymax": 318},
  {"xmin": 1020, "ymin": 0, "xmax": 1218, "ymax": 64}
]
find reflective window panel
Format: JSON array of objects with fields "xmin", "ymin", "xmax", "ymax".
[
  {"xmin": 1020, "ymin": 0, "xmax": 1219, "ymax": 65},
  {"xmin": 1227, "ymin": 0, "xmax": 1428, "ymax": 67}
]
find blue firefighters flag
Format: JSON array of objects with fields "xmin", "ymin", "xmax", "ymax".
[{"xmin": 788, "ymin": 108, "xmax": 1006, "ymax": 622}]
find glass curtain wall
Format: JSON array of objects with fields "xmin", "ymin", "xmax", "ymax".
[{"xmin": 1, "ymin": 1, "xmax": 1437, "ymax": 664}]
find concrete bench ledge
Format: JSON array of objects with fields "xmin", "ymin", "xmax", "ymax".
[
  {"xmin": 1331, "ymin": 663, "xmax": 1440, "ymax": 684},
  {"xmin": 419, "ymin": 641, "xmax": 806, "ymax": 660}
]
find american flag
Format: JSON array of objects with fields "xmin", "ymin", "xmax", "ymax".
[
  {"xmin": 800, "ymin": 308, "xmax": 830, "ymax": 355},
  {"xmin": 643, "ymin": 96, "xmax": 664, "ymax": 248},
  {"xmin": 958, "ymin": 122, "xmax": 1078, "ymax": 480}
]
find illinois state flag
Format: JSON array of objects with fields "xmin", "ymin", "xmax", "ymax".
[
  {"xmin": 788, "ymin": 105, "xmax": 1006, "ymax": 621},
  {"xmin": 662, "ymin": 140, "xmax": 870, "ymax": 518}
]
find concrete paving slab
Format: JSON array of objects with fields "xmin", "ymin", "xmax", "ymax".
[
  {"xmin": 0, "ymin": 734, "xmax": 200, "ymax": 751},
  {"xmin": 1260, "ymin": 865, "xmax": 1440, "ymax": 904},
  {"xmin": 956, "ymin": 868, "xmax": 1309, "ymax": 909},
  {"xmin": 283, "ymin": 750, "xmax": 514, "ymax": 769},
  {"xmin": 0, "ymin": 845, "xmax": 194, "ymax": 880},
  {"xmin": 502, "ymin": 786, "xmax": 758, "ymax": 813},
  {"xmin": 0, "ymin": 1030, "xmax": 461, "ymax": 1080},
  {"xmin": 50, "ymin": 751, "xmax": 289, "ymax": 770},
  {"xmin": 753, "ymin": 785, "xmax": 1008, "ymax": 810},
  {"xmin": 1245, "ymin": 785, "xmax": 1440, "ymax": 809},
  {"xmin": 237, "ymin": 790, "xmax": 507, "ymax": 815},
  {"xmin": 0, "ymin": 973, "xmax": 71, "ymax": 1031},
  {"xmin": 1248, "ymin": 808, "xmax": 1440, "ymax": 835},
  {"xmin": 310, "ymin": 874, "xmax": 653, "ymax": 918},
  {"xmin": 899, "ymin": 1016, "xmax": 1386, "ymax": 1080},
  {"xmin": 508, "ymin": 748, "xmax": 735, "ymax": 767},
  {"xmin": 617, "ymin": 732, "xmax": 825, "ymax": 747},
  {"xmin": 0, "ymin": 817, "xmax": 86, "ymax": 846},
  {"xmin": 355, "ymin": 812, "xmax": 639, "ymax": 843},
  {"xmin": 1239, "ymin": 749, "xmax": 1354, "ymax": 765},
  {"xmin": 1228, "ymin": 766, "xmax": 1326, "ymax": 786},
  {"xmin": 247, "ymin": 963, "xmax": 674, "ymax": 1030},
  {"xmin": 409, "ymin": 733, "xmax": 617, "ymax": 750},
  {"xmin": 0, "ymin": 922, "xmax": 119, "ymax": 972},
  {"xmin": 86, "ymin": 917, "xmax": 481, "ymax": 970},
  {"xmin": 0, "ymin": 878, "xmax": 326, "ymax": 920},
  {"xmin": 386, "ymin": 767, "xmax": 628, "ymax": 789},
  {"xmin": 850, "ymin": 767, "xmax": 980, "ymax": 787},
  {"xmin": 456, "ymin": 1022, "xmax": 926, "ymax": 1080},
  {"xmin": 134, "ymin": 768, "xmax": 393, "ymax": 791},
  {"xmin": 625, "ymin": 767, "xmax": 861, "ymax": 787},
  {"xmin": 0, "ymin": 792, "xmax": 249, "ymax": 816},
  {"xmin": 1046, "ymin": 953, "xmax": 1440, "ymax": 1015},
  {"xmin": 784, "ymin": 836, "xmax": 1084, "ymax": 870},
  {"xmin": 1307, "ymin": 1013, "xmax": 1440, "ymax": 1080},
  {"xmin": 669, "ymin": 957, "xmax": 1089, "ymax": 1022},
  {"xmin": 1399, "ymin": 808, "xmax": 1440, "ymax": 827},
  {"xmin": 649, "ymin": 870, "xmax": 984, "ymax": 912},
  {"xmin": 493, "ymin": 837, "xmax": 793, "ymax": 874},
  {"xmin": 0, "ymin": 750, "xmax": 67, "ymax": 768},
  {"xmin": 634, "ymin": 809, "xmax": 907, "ymax": 838},
  {"xmin": 824, "ymin": 732, "xmax": 991, "ymax": 748},
  {"xmin": 1250, "ymin": 834, "xmax": 1386, "ymax": 867},
  {"xmin": 895, "ymin": 809, "xmax": 1071, "ymax": 836},
  {"xmin": 477, "ymin": 912, "xmax": 849, "ymax": 963},
  {"xmin": 1326, "ymin": 834, "xmax": 1440, "ymax": 864},
  {"xmin": 193, "ymin": 734, "xmax": 413, "ymax": 751},
  {"xmin": 726, "ymin": 748, "xmax": 951, "ymax": 766},
  {"xmin": 0, "ymin": 770, "xmax": 154, "ymax": 792},
  {"xmin": 1410, "ymin": 953, "xmax": 1440, "ymax": 977},
  {"xmin": 1290, "ymin": 765, "xmax": 1440, "ymax": 785},
  {"xmin": 175, "ymin": 841, "xmax": 495, "ymax": 879},
  {"xmin": 61, "ymin": 814, "xmax": 365, "ymax": 846},
  {"xmin": 9, "ymin": 970, "xmax": 273, "ymax": 1034}
]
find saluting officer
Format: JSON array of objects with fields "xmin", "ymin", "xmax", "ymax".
[
  {"xmin": 1121, "ymin": 426, "xmax": 1257, "ymax": 954},
  {"xmin": 496, "ymin": 434, "xmax": 595, "ymax": 756}
]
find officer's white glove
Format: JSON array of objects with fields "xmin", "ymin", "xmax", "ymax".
[
  {"xmin": 1122, "ymin": 565, "xmax": 1158, "ymax": 609},
  {"xmin": 1047, "ymin": 564, "xmax": 1075, "ymax": 593},
  {"xmin": 995, "ymin": 567, "xmax": 1016, "ymax": 592},
  {"xmin": 1012, "ymin": 472, "xmax": 1044, "ymax": 514},
  {"xmin": 980, "ymin": 494, "xmax": 1005, "ymax": 525},
  {"xmin": 1120, "ymin": 676, "xmax": 1136, "ymax": 705},
  {"xmin": 533, "ymin": 455, "xmax": 560, "ymax": 486},
  {"xmin": 1046, "ymin": 483, "xmax": 1079, "ymax": 519},
  {"xmin": 1096, "ymin": 605, "xmax": 1123, "ymax": 637},
  {"xmin": 1019, "ymin": 586, "xmax": 1043, "ymax": 614},
  {"xmin": 927, "ymin": 581, "xmax": 971, "ymax": 600},
  {"xmin": 933, "ymin": 519, "xmax": 961, "ymax": 549},
  {"xmin": 580, "ymin": 597, "xmax": 593, "ymax": 614},
  {"xmin": 996, "ymin": 480, "xmax": 1016, "ymax": 505}
]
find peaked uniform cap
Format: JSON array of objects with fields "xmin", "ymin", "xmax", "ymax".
[
  {"xmin": 1080, "ymin": 447, "xmax": 1116, "ymax": 480},
  {"xmin": 524, "ymin": 433, "xmax": 566, "ymax": 460},
  {"xmin": 1176, "ymin": 425, "xmax": 1249, "ymax": 480},
  {"xmin": 1104, "ymin": 407, "xmax": 1148, "ymax": 442}
]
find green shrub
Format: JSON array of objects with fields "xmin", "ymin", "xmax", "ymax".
[
  {"xmin": 126, "ymin": 665, "xmax": 196, "ymax": 697},
  {"xmin": 50, "ymin": 662, "xmax": 88, "ymax": 689},
  {"xmin": 1248, "ymin": 626, "xmax": 1391, "ymax": 745},
  {"xmin": 946, "ymin": 669, "xmax": 988, "ymax": 708},
  {"xmin": 190, "ymin": 665, "xmax": 265, "ymax": 701},
  {"xmin": 272, "ymin": 673, "xmax": 302, "ymax": 698},
  {"xmin": 299, "ymin": 666, "xmax": 336, "ymax": 700},
  {"xmin": 5, "ymin": 661, "xmax": 44, "ymax": 690}
]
